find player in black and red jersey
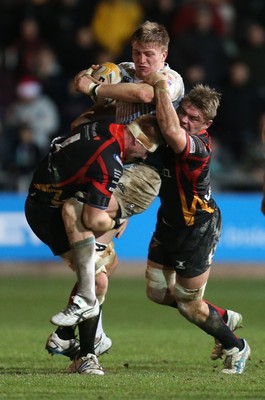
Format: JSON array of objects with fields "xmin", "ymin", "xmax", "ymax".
[
  {"xmin": 25, "ymin": 114, "xmax": 161, "ymax": 374},
  {"xmin": 143, "ymin": 72, "xmax": 251, "ymax": 374}
]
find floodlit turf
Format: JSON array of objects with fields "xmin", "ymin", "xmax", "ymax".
[{"xmin": 0, "ymin": 272, "xmax": 265, "ymax": 399}]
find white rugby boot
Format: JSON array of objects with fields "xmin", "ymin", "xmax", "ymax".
[
  {"xmin": 68, "ymin": 353, "xmax": 104, "ymax": 375},
  {"xmin": 50, "ymin": 296, "xmax": 99, "ymax": 327},
  {"xmin": 221, "ymin": 339, "xmax": 251, "ymax": 374},
  {"xmin": 45, "ymin": 332, "xmax": 80, "ymax": 359},
  {"xmin": 45, "ymin": 331, "xmax": 112, "ymax": 358},
  {"xmin": 94, "ymin": 332, "xmax": 112, "ymax": 356}
]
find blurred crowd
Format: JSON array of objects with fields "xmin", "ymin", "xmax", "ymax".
[{"xmin": 0, "ymin": 0, "xmax": 264, "ymax": 192}]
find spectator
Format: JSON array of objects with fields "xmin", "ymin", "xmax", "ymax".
[
  {"xmin": 170, "ymin": 0, "xmax": 227, "ymax": 37},
  {"xmin": 5, "ymin": 75, "xmax": 60, "ymax": 156},
  {"xmin": 168, "ymin": 3, "xmax": 228, "ymax": 87},
  {"xmin": 215, "ymin": 60, "xmax": 262, "ymax": 165},
  {"xmin": 65, "ymin": 26, "xmax": 112, "ymax": 74},
  {"xmin": 32, "ymin": 46, "xmax": 68, "ymax": 109},
  {"xmin": 59, "ymin": 77, "xmax": 92, "ymax": 134},
  {"xmin": 8, "ymin": 124, "xmax": 41, "ymax": 192},
  {"xmin": 50, "ymin": 0, "xmax": 98, "ymax": 74},
  {"xmin": 5, "ymin": 16, "xmax": 48, "ymax": 76},
  {"xmin": 238, "ymin": 22, "xmax": 265, "ymax": 98}
]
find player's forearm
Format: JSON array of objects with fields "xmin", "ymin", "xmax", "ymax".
[
  {"xmin": 82, "ymin": 211, "xmax": 117, "ymax": 233},
  {"xmin": 154, "ymin": 81, "xmax": 185, "ymax": 152},
  {"xmin": 75, "ymin": 73, "xmax": 154, "ymax": 103},
  {"xmin": 97, "ymin": 82, "xmax": 154, "ymax": 103}
]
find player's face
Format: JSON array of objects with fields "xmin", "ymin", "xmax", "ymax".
[
  {"xmin": 126, "ymin": 140, "xmax": 148, "ymax": 161},
  {"xmin": 132, "ymin": 41, "xmax": 167, "ymax": 80},
  {"xmin": 177, "ymin": 102, "xmax": 212, "ymax": 134}
]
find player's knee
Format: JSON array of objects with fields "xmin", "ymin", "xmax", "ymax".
[
  {"xmin": 145, "ymin": 265, "xmax": 169, "ymax": 304},
  {"xmin": 175, "ymin": 282, "xmax": 206, "ymax": 318},
  {"xmin": 62, "ymin": 196, "xmax": 84, "ymax": 230},
  {"xmin": 96, "ymin": 272, "xmax": 108, "ymax": 305}
]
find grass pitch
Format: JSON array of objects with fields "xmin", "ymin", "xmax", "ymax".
[{"xmin": 0, "ymin": 269, "xmax": 265, "ymax": 399}]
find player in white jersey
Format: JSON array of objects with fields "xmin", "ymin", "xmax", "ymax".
[{"xmin": 115, "ymin": 61, "xmax": 183, "ymax": 124}]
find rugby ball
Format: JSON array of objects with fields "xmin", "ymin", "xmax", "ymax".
[
  {"xmin": 90, "ymin": 62, "xmax": 122, "ymax": 104},
  {"xmin": 91, "ymin": 62, "xmax": 122, "ymax": 84}
]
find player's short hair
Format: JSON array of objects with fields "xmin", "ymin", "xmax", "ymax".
[
  {"xmin": 131, "ymin": 21, "xmax": 169, "ymax": 51},
  {"xmin": 182, "ymin": 84, "xmax": 221, "ymax": 120}
]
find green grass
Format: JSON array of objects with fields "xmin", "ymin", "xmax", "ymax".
[{"xmin": 0, "ymin": 272, "xmax": 264, "ymax": 399}]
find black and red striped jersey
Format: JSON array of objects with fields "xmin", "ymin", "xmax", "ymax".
[
  {"xmin": 28, "ymin": 121, "xmax": 125, "ymax": 208},
  {"xmin": 159, "ymin": 129, "xmax": 217, "ymax": 227}
]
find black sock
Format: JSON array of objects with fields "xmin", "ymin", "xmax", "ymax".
[
  {"xmin": 197, "ymin": 304, "xmax": 244, "ymax": 351},
  {"xmin": 55, "ymin": 326, "xmax": 76, "ymax": 340},
  {"xmin": 78, "ymin": 309, "xmax": 101, "ymax": 357}
]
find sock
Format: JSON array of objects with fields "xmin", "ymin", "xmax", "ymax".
[
  {"xmin": 55, "ymin": 326, "xmax": 76, "ymax": 340},
  {"xmin": 197, "ymin": 304, "xmax": 243, "ymax": 351},
  {"xmin": 71, "ymin": 237, "xmax": 96, "ymax": 305},
  {"xmin": 204, "ymin": 300, "xmax": 227, "ymax": 321},
  {"xmin": 78, "ymin": 312, "xmax": 101, "ymax": 356},
  {"xmin": 95, "ymin": 309, "xmax": 103, "ymax": 340},
  {"xmin": 170, "ymin": 299, "xmax": 227, "ymax": 324}
]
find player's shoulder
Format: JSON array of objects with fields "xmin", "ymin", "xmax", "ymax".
[
  {"xmin": 162, "ymin": 64, "xmax": 183, "ymax": 83},
  {"xmin": 162, "ymin": 64, "xmax": 185, "ymax": 103}
]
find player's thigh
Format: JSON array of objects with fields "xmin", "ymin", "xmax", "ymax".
[{"xmin": 25, "ymin": 196, "xmax": 69, "ymax": 256}]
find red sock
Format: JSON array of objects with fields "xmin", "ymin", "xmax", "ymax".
[{"xmin": 204, "ymin": 299, "xmax": 227, "ymax": 321}]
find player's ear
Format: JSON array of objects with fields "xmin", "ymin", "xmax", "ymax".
[{"xmin": 205, "ymin": 120, "xmax": 213, "ymax": 129}]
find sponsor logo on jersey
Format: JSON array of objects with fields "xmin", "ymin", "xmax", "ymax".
[{"xmin": 114, "ymin": 154, "xmax": 123, "ymax": 167}]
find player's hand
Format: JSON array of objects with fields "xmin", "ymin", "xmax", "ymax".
[
  {"xmin": 74, "ymin": 73, "xmax": 101, "ymax": 95},
  {"xmin": 74, "ymin": 65, "xmax": 100, "ymax": 82},
  {"xmin": 143, "ymin": 72, "xmax": 168, "ymax": 86},
  {"xmin": 74, "ymin": 65, "xmax": 103, "ymax": 95}
]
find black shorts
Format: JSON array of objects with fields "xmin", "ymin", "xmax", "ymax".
[
  {"xmin": 25, "ymin": 196, "xmax": 70, "ymax": 256},
  {"xmin": 148, "ymin": 208, "xmax": 222, "ymax": 278}
]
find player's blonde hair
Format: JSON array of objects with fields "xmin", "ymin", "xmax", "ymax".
[
  {"xmin": 131, "ymin": 21, "xmax": 169, "ymax": 51},
  {"xmin": 182, "ymin": 84, "xmax": 221, "ymax": 120}
]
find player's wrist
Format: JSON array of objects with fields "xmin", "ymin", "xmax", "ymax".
[
  {"xmin": 154, "ymin": 80, "xmax": 169, "ymax": 93},
  {"xmin": 87, "ymin": 82, "xmax": 100, "ymax": 96}
]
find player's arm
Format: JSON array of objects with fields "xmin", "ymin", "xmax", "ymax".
[
  {"xmin": 82, "ymin": 203, "xmax": 118, "ymax": 233},
  {"xmin": 75, "ymin": 72, "xmax": 154, "ymax": 103},
  {"xmin": 144, "ymin": 72, "xmax": 186, "ymax": 153}
]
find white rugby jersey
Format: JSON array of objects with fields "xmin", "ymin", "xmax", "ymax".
[{"xmin": 116, "ymin": 62, "xmax": 185, "ymax": 124}]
